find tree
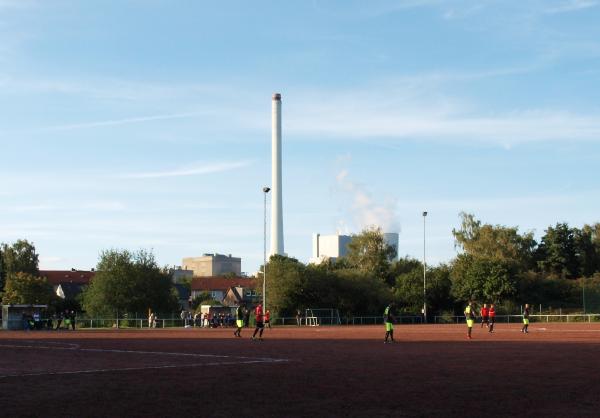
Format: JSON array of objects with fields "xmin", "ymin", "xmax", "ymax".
[
  {"xmin": 452, "ymin": 212, "xmax": 536, "ymax": 269},
  {"xmin": 575, "ymin": 224, "xmax": 600, "ymax": 277},
  {"xmin": 536, "ymin": 223, "xmax": 579, "ymax": 279},
  {"xmin": 392, "ymin": 259, "xmax": 452, "ymax": 315},
  {"xmin": 1, "ymin": 239, "xmax": 40, "ymax": 291},
  {"xmin": 264, "ymin": 254, "xmax": 390, "ymax": 317},
  {"xmin": 343, "ymin": 227, "xmax": 396, "ymax": 285},
  {"xmin": 82, "ymin": 249, "xmax": 179, "ymax": 316},
  {"xmin": 450, "ymin": 254, "xmax": 517, "ymax": 303},
  {"xmin": 264, "ymin": 255, "xmax": 313, "ymax": 316},
  {"xmin": 2, "ymin": 272, "xmax": 54, "ymax": 305}
]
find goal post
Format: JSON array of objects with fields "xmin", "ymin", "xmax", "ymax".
[{"xmin": 304, "ymin": 308, "xmax": 341, "ymax": 326}]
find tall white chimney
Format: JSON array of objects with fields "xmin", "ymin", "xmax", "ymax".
[{"xmin": 270, "ymin": 93, "xmax": 284, "ymax": 256}]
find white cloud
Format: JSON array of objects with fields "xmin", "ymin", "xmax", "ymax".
[
  {"xmin": 121, "ymin": 161, "xmax": 253, "ymax": 179},
  {"xmin": 544, "ymin": 0, "xmax": 598, "ymax": 14},
  {"xmin": 2, "ymin": 201, "xmax": 125, "ymax": 213},
  {"xmin": 284, "ymin": 85, "xmax": 600, "ymax": 145},
  {"xmin": 42, "ymin": 112, "xmax": 202, "ymax": 132}
]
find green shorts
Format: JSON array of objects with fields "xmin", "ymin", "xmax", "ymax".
[
  {"xmin": 236, "ymin": 320, "xmax": 244, "ymax": 328},
  {"xmin": 385, "ymin": 322, "xmax": 393, "ymax": 332},
  {"xmin": 523, "ymin": 318, "xmax": 529, "ymax": 325},
  {"xmin": 466, "ymin": 319, "xmax": 474, "ymax": 328}
]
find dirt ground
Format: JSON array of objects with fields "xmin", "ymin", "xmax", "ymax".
[{"xmin": 1, "ymin": 323, "xmax": 599, "ymax": 417}]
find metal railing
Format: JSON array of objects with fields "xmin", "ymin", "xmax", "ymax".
[
  {"xmin": 433, "ymin": 314, "xmax": 600, "ymax": 324},
  {"xmin": 273, "ymin": 315, "xmax": 424, "ymax": 326}
]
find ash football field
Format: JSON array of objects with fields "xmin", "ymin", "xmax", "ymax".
[{"xmin": 1, "ymin": 323, "xmax": 599, "ymax": 417}]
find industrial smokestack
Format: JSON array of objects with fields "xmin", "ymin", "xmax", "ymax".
[{"xmin": 270, "ymin": 93, "xmax": 284, "ymax": 256}]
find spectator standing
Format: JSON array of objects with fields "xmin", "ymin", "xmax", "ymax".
[
  {"xmin": 180, "ymin": 310, "xmax": 186, "ymax": 327},
  {"xmin": 55, "ymin": 311, "xmax": 63, "ymax": 330},
  {"xmin": 296, "ymin": 309, "xmax": 302, "ymax": 327},
  {"xmin": 33, "ymin": 311, "xmax": 41, "ymax": 330},
  {"xmin": 244, "ymin": 308, "xmax": 250, "ymax": 328},
  {"xmin": 69, "ymin": 311, "xmax": 76, "ymax": 331}
]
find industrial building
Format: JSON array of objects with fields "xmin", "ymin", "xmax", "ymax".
[
  {"xmin": 182, "ymin": 253, "xmax": 241, "ymax": 277},
  {"xmin": 310, "ymin": 232, "xmax": 399, "ymax": 264}
]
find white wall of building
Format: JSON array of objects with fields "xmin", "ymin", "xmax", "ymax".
[{"xmin": 311, "ymin": 232, "xmax": 398, "ymax": 264}]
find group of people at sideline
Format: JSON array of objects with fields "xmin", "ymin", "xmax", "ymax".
[
  {"xmin": 21, "ymin": 310, "xmax": 77, "ymax": 331},
  {"xmin": 147, "ymin": 306, "xmax": 272, "ymax": 331}
]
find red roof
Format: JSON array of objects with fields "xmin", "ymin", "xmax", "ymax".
[
  {"xmin": 39, "ymin": 270, "xmax": 95, "ymax": 285},
  {"xmin": 191, "ymin": 276, "xmax": 255, "ymax": 291}
]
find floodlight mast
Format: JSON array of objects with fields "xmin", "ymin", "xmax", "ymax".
[
  {"xmin": 423, "ymin": 211, "xmax": 428, "ymax": 324},
  {"xmin": 262, "ymin": 187, "xmax": 271, "ymax": 312}
]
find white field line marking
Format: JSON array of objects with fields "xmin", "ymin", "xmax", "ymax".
[
  {"xmin": 0, "ymin": 358, "xmax": 288, "ymax": 379},
  {"xmin": 0, "ymin": 343, "xmax": 282, "ymax": 362},
  {"xmin": 0, "ymin": 342, "xmax": 290, "ymax": 379}
]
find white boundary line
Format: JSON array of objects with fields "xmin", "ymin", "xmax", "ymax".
[{"xmin": 0, "ymin": 342, "xmax": 289, "ymax": 379}]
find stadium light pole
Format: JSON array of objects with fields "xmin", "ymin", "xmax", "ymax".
[
  {"xmin": 262, "ymin": 187, "xmax": 271, "ymax": 312},
  {"xmin": 583, "ymin": 277, "xmax": 586, "ymax": 314},
  {"xmin": 423, "ymin": 211, "xmax": 428, "ymax": 324}
]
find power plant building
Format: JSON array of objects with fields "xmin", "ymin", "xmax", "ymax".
[
  {"xmin": 310, "ymin": 232, "xmax": 399, "ymax": 264},
  {"xmin": 182, "ymin": 254, "xmax": 241, "ymax": 277},
  {"xmin": 311, "ymin": 233, "xmax": 353, "ymax": 264}
]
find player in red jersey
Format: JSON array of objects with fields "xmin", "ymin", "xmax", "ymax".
[
  {"xmin": 488, "ymin": 303, "xmax": 496, "ymax": 333},
  {"xmin": 480, "ymin": 303, "xmax": 489, "ymax": 328},
  {"xmin": 251, "ymin": 303, "xmax": 265, "ymax": 341}
]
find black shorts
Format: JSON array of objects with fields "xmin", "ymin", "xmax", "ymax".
[
  {"xmin": 256, "ymin": 321, "xmax": 264, "ymax": 329},
  {"xmin": 489, "ymin": 317, "xmax": 495, "ymax": 324},
  {"xmin": 482, "ymin": 316, "xmax": 489, "ymax": 323}
]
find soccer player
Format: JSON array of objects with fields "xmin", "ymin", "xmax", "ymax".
[
  {"xmin": 488, "ymin": 303, "xmax": 496, "ymax": 333},
  {"xmin": 480, "ymin": 303, "xmax": 489, "ymax": 328},
  {"xmin": 251, "ymin": 303, "xmax": 265, "ymax": 341},
  {"xmin": 264, "ymin": 310, "xmax": 271, "ymax": 329},
  {"xmin": 383, "ymin": 302, "xmax": 396, "ymax": 343},
  {"xmin": 233, "ymin": 304, "xmax": 245, "ymax": 337},
  {"xmin": 464, "ymin": 301, "xmax": 475, "ymax": 339},
  {"xmin": 521, "ymin": 303, "xmax": 530, "ymax": 334}
]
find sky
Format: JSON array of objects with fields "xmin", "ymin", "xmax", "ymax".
[{"xmin": 1, "ymin": 0, "xmax": 599, "ymax": 274}]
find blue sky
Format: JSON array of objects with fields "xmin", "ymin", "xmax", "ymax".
[{"xmin": 1, "ymin": 0, "xmax": 599, "ymax": 273}]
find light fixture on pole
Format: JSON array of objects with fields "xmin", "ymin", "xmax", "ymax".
[
  {"xmin": 262, "ymin": 187, "xmax": 271, "ymax": 312},
  {"xmin": 422, "ymin": 211, "xmax": 428, "ymax": 324}
]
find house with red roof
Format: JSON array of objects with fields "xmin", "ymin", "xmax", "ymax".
[
  {"xmin": 190, "ymin": 276, "xmax": 258, "ymax": 306},
  {"xmin": 39, "ymin": 270, "xmax": 95, "ymax": 300}
]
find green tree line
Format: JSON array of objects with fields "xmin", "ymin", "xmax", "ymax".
[
  {"xmin": 264, "ymin": 216, "xmax": 600, "ymax": 318},
  {"xmin": 3, "ymin": 213, "xmax": 599, "ymax": 318}
]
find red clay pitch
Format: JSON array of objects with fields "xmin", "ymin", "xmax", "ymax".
[{"xmin": 1, "ymin": 323, "xmax": 599, "ymax": 417}]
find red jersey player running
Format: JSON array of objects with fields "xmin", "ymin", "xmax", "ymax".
[
  {"xmin": 480, "ymin": 303, "xmax": 490, "ymax": 328},
  {"xmin": 251, "ymin": 303, "xmax": 265, "ymax": 341}
]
